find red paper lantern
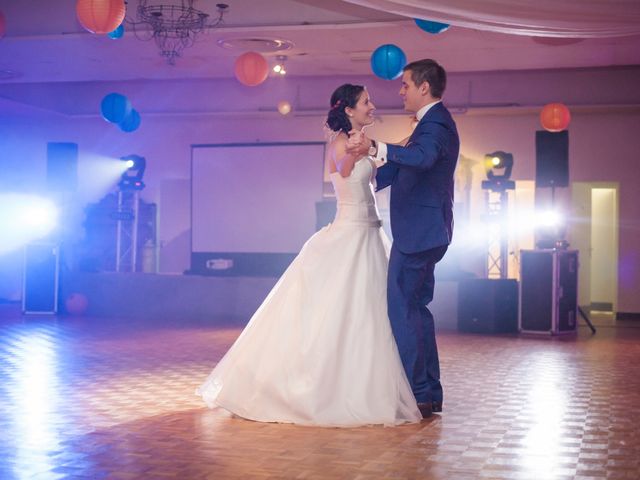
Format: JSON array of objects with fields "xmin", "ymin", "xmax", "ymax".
[
  {"xmin": 234, "ymin": 52, "xmax": 269, "ymax": 87},
  {"xmin": 540, "ymin": 103, "xmax": 571, "ymax": 132},
  {"xmin": 76, "ymin": 0, "xmax": 126, "ymax": 34},
  {"xmin": 0, "ymin": 10, "xmax": 6, "ymax": 39}
]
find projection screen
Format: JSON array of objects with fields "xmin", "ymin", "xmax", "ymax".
[{"xmin": 190, "ymin": 142, "xmax": 326, "ymax": 276}]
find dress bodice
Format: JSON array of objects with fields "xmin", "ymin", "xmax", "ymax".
[{"xmin": 330, "ymin": 156, "xmax": 381, "ymax": 227}]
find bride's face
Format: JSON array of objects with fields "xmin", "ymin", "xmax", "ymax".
[{"xmin": 347, "ymin": 90, "xmax": 376, "ymax": 129}]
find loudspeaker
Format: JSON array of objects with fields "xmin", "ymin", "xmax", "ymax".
[
  {"xmin": 23, "ymin": 243, "xmax": 60, "ymax": 314},
  {"xmin": 520, "ymin": 249, "xmax": 578, "ymax": 334},
  {"xmin": 457, "ymin": 279, "xmax": 518, "ymax": 333},
  {"xmin": 47, "ymin": 142, "xmax": 78, "ymax": 191},
  {"xmin": 535, "ymin": 130, "xmax": 568, "ymax": 187}
]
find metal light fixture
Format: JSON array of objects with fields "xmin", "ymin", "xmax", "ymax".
[
  {"xmin": 126, "ymin": 1, "xmax": 229, "ymax": 65},
  {"xmin": 119, "ymin": 155, "xmax": 146, "ymax": 191},
  {"xmin": 482, "ymin": 151, "xmax": 515, "ymax": 191},
  {"xmin": 272, "ymin": 55, "xmax": 287, "ymax": 75}
]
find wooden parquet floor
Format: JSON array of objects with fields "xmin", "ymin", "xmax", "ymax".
[{"xmin": 0, "ymin": 306, "xmax": 639, "ymax": 480}]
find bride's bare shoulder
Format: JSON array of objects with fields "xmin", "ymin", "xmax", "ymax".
[{"xmin": 328, "ymin": 132, "xmax": 348, "ymax": 151}]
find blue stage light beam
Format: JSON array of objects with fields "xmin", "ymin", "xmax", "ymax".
[{"xmin": 0, "ymin": 195, "xmax": 59, "ymax": 254}]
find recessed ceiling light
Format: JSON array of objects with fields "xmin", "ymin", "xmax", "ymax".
[{"xmin": 217, "ymin": 37, "xmax": 294, "ymax": 53}]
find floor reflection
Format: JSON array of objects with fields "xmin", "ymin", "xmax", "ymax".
[
  {"xmin": 521, "ymin": 367, "xmax": 568, "ymax": 477},
  {"xmin": 7, "ymin": 327, "xmax": 61, "ymax": 479}
]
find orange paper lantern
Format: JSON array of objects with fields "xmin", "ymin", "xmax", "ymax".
[
  {"xmin": 76, "ymin": 0, "xmax": 126, "ymax": 34},
  {"xmin": 540, "ymin": 103, "xmax": 571, "ymax": 132},
  {"xmin": 234, "ymin": 52, "xmax": 269, "ymax": 87},
  {"xmin": 0, "ymin": 10, "xmax": 6, "ymax": 39}
]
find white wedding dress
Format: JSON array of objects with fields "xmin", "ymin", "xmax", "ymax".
[{"xmin": 197, "ymin": 156, "xmax": 421, "ymax": 427}]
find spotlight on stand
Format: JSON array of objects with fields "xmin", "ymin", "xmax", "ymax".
[
  {"xmin": 481, "ymin": 151, "xmax": 515, "ymax": 279},
  {"xmin": 119, "ymin": 155, "xmax": 146, "ymax": 191},
  {"xmin": 114, "ymin": 155, "xmax": 147, "ymax": 272}
]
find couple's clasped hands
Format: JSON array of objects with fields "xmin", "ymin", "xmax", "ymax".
[{"xmin": 346, "ymin": 129, "xmax": 373, "ymax": 157}]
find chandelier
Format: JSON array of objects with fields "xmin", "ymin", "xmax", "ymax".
[{"xmin": 127, "ymin": 1, "xmax": 229, "ymax": 65}]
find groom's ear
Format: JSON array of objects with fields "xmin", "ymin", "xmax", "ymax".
[{"xmin": 420, "ymin": 81, "xmax": 431, "ymax": 96}]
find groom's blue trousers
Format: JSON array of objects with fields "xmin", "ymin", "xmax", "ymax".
[{"xmin": 387, "ymin": 244, "xmax": 448, "ymax": 405}]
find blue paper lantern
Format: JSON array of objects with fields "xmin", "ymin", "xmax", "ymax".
[
  {"xmin": 370, "ymin": 44, "xmax": 407, "ymax": 80},
  {"xmin": 100, "ymin": 93, "xmax": 131, "ymax": 124},
  {"xmin": 119, "ymin": 109, "xmax": 141, "ymax": 133},
  {"xmin": 108, "ymin": 23, "xmax": 125, "ymax": 39},
  {"xmin": 414, "ymin": 18, "xmax": 450, "ymax": 34}
]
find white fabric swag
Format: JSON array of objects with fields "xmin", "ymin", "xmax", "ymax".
[{"xmin": 342, "ymin": 0, "xmax": 640, "ymax": 38}]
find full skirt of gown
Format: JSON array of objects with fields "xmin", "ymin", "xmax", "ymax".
[{"xmin": 197, "ymin": 220, "xmax": 421, "ymax": 427}]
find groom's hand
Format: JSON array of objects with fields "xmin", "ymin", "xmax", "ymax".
[{"xmin": 346, "ymin": 130, "xmax": 372, "ymax": 157}]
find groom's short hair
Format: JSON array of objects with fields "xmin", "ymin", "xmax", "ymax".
[{"xmin": 404, "ymin": 59, "xmax": 446, "ymax": 98}]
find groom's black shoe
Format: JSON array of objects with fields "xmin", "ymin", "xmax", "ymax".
[
  {"xmin": 417, "ymin": 402, "xmax": 432, "ymax": 418},
  {"xmin": 432, "ymin": 401, "xmax": 443, "ymax": 413}
]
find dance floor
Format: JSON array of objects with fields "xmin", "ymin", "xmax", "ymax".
[{"xmin": 0, "ymin": 305, "xmax": 639, "ymax": 479}]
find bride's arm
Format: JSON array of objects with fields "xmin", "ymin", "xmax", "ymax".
[{"xmin": 332, "ymin": 134, "xmax": 360, "ymax": 178}]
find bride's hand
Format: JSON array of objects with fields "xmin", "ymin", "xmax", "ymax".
[{"xmin": 346, "ymin": 129, "xmax": 368, "ymax": 155}]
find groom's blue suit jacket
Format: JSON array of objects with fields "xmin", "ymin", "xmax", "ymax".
[{"xmin": 376, "ymin": 102, "xmax": 460, "ymax": 254}]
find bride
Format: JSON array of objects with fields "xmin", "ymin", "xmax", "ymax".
[{"xmin": 197, "ymin": 84, "xmax": 421, "ymax": 427}]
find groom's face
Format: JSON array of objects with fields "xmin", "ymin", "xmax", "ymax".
[{"xmin": 399, "ymin": 70, "xmax": 427, "ymax": 113}]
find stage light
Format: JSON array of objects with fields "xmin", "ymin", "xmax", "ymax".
[
  {"xmin": 0, "ymin": 194, "xmax": 59, "ymax": 254},
  {"xmin": 23, "ymin": 202, "xmax": 58, "ymax": 231},
  {"xmin": 484, "ymin": 151, "xmax": 513, "ymax": 180},
  {"xmin": 536, "ymin": 210, "xmax": 562, "ymax": 227},
  {"xmin": 119, "ymin": 155, "xmax": 146, "ymax": 191},
  {"xmin": 534, "ymin": 208, "xmax": 567, "ymax": 249},
  {"xmin": 482, "ymin": 151, "xmax": 515, "ymax": 192}
]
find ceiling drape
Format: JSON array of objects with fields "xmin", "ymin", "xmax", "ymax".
[{"xmin": 342, "ymin": 0, "xmax": 640, "ymax": 37}]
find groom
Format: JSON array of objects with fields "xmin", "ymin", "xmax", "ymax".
[{"xmin": 347, "ymin": 59, "xmax": 459, "ymax": 418}]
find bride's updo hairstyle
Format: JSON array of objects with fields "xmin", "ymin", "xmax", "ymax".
[{"xmin": 325, "ymin": 84, "xmax": 365, "ymax": 135}]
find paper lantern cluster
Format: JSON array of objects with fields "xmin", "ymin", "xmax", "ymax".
[
  {"xmin": 76, "ymin": 0, "xmax": 126, "ymax": 34},
  {"xmin": 370, "ymin": 44, "xmax": 407, "ymax": 80},
  {"xmin": 234, "ymin": 52, "xmax": 269, "ymax": 87},
  {"xmin": 540, "ymin": 103, "xmax": 571, "ymax": 132},
  {"xmin": 100, "ymin": 93, "xmax": 141, "ymax": 132}
]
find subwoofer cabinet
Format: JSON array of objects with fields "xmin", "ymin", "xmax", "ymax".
[
  {"xmin": 519, "ymin": 249, "xmax": 578, "ymax": 334},
  {"xmin": 457, "ymin": 279, "xmax": 519, "ymax": 334}
]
